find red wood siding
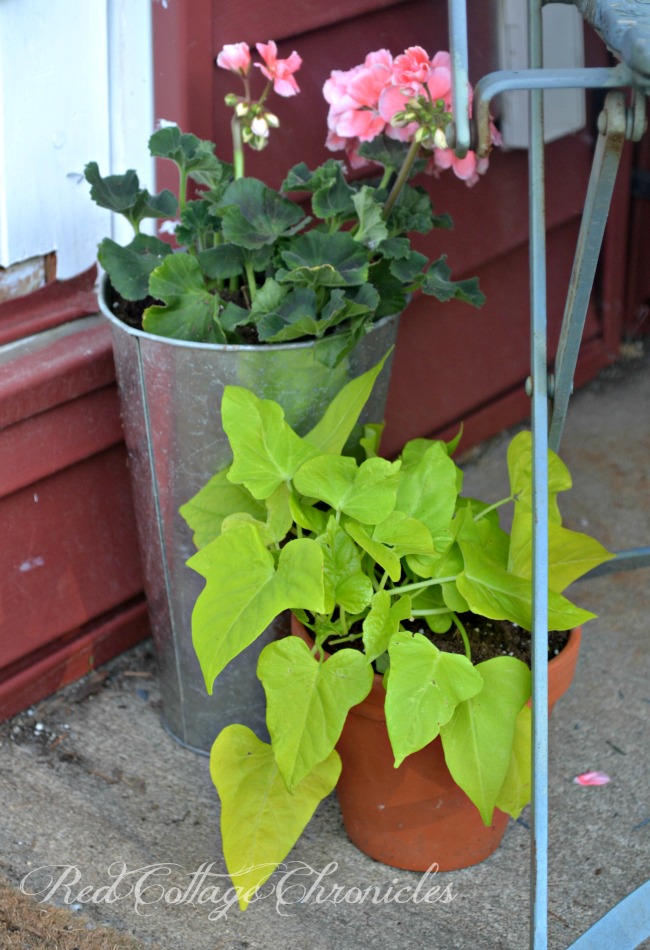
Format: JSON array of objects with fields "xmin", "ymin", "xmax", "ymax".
[{"xmin": 0, "ymin": 317, "xmax": 148, "ymax": 717}]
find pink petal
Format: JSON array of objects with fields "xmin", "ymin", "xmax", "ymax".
[
  {"xmin": 573, "ymin": 771, "xmax": 611, "ymax": 787},
  {"xmin": 216, "ymin": 42, "xmax": 251, "ymax": 76}
]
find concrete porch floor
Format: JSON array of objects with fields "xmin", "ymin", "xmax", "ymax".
[{"xmin": 1, "ymin": 344, "xmax": 648, "ymax": 950}]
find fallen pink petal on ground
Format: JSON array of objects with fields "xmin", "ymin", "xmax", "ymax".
[{"xmin": 573, "ymin": 770, "xmax": 611, "ymax": 786}]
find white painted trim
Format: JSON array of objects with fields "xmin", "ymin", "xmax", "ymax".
[{"xmin": 0, "ymin": 1, "xmax": 154, "ymax": 280}]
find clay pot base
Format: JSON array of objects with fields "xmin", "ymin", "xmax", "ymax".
[{"xmin": 291, "ymin": 617, "xmax": 582, "ymax": 873}]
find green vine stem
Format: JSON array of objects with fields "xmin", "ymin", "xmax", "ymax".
[
  {"xmin": 451, "ymin": 611, "xmax": 472, "ymax": 661},
  {"xmin": 473, "ymin": 495, "xmax": 515, "ymax": 522},
  {"xmin": 388, "ymin": 576, "xmax": 456, "ymax": 596}
]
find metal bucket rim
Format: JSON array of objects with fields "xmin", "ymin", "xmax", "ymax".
[{"xmin": 97, "ymin": 271, "xmax": 400, "ymax": 354}]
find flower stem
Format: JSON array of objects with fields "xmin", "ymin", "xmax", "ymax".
[
  {"xmin": 383, "ymin": 138, "xmax": 421, "ymax": 219},
  {"xmin": 232, "ymin": 116, "xmax": 245, "ymax": 179},
  {"xmin": 244, "ymin": 257, "xmax": 257, "ymax": 302},
  {"xmin": 178, "ymin": 168, "xmax": 188, "ymax": 213}
]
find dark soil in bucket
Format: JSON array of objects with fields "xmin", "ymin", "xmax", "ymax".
[{"xmin": 104, "ymin": 281, "xmax": 263, "ymax": 343}]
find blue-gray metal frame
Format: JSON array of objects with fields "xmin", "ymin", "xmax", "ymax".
[{"xmin": 446, "ymin": 1, "xmax": 649, "ymax": 947}]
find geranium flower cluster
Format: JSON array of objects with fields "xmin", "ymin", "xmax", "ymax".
[
  {"xmin": 217, "ymin": 41, "xmax": 302, "ymax": 151},
  {"xmin": 323, "ymin": 46, "xmax": 499, "ymax": 186}
]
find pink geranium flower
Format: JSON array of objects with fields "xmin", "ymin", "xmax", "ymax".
[
  {"xmin": 324, "ymin": 55, "xmax": 393, "ymax": 145},
  {"xmin": 216, "ymin": 42, "xmax": 251, "ymax": 78},
  {"xmin": 392, "ymin": 46, "xmax": 432, "ymax": 88},
  {"xmin": 255, "ymin": 41, "xmax": 302, "ymax": 97}
]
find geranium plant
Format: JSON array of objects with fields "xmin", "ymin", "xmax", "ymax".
[
  {"xmin": 182, "ymin": 355, "xmax": 613, "ymax": 909},
  {"xmin": 85, "ymin": 42, "xmax": 498, "ymax": 366}
]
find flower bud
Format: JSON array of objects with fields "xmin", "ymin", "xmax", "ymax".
[
  {"xmin": 251, "ymin": 116, "xmax": 269, "ymax": 137},
  {"xmin": 433, "ymin": 128, "xmax": 448, "ymax": 150},
  {"xmin": 235, "ymin": 101, "xmax": 250, "ymax": 117},
  {"xmin": 224, "ymin": 93, "xmax": 239, "ymax": 107}
]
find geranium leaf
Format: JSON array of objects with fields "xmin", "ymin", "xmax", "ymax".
[
  {"xmin": 258, "ymin": 638, "xmax": 372, "ymax": 789},
  {"xmin": 212, "ymin": 725, "xmax": 340, "ymax": 910},
  {"xmin": 255, "ymin": 288, "xmax": 319, "ymax": 342},
  {"xmin": 386, "ymin": 632, "xmax": 483, "ymax": 767},
  {"xmin": 189, "ymin": 527, "xmax": 325, "ymax": 690},
  {"xmin": 198, "ymin": 244, "xmax": 245, "ymax": 280},
  {"xmin": 144, "ymin": 254, "xmax": 226, "ymax": 342},
  {"xmin": 84, "ymin": 162, "xmax": 177, "ymax": 229},
  {"xmin": 279, "ymin": 231, "xmax": 369, "ymax": 287},
  {"xmin": 218, "ymin": 178, "xmax": 309, "ymax": 248},
  {"xmin": 97, "ymin": 235, "xmax": 172, "ymax": 301},
  {"xmin": 148, "ymin": 125, "xmax": 225, "ymax": 182},
  {"xmin": 352, "ymin": 187, "xmax": 389, "ymax": 249},
  {"xmin": 421, "ymin": 256, "xmax": 485, "ymax": 307},
  {"xmin": 440, "ymin": 656, "xmax": 531, "ymax": 826}
]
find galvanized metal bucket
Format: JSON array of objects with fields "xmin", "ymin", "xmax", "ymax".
[{"xmin": 99, "ymin": 275, "xmax": 399, "ymax": 753}]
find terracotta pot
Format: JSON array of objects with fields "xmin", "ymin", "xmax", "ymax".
[{"xmin": 290, "ymin": 616, "xmax": 582, "ymax": 872}]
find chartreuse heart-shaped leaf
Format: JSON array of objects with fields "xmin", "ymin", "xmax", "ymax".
[
  {"xmin": 454, "ymin": 502, "xmax": 510, "ymax": 567},
  {"xmin": 144, "ymin": 254, "xmax": 226, "ymax": 342},
  {"xmin": 305, "ymin": 351, "xmax": 391, "ymax": 456},
  {"xmin": 386, "ymin": 632, "xmax": 483, "ymax": 767},
  {"xmin": 362, "ymin": 591, "xmax": 412, "ymax": 666},
  {"xmin": 440, "ymin": 656, "xmax": 531, "ymax": 826},
  {"xmin": 293, "ymin": 456, "xmax": 400, "ymax": 524},
  {"xmin": 396, "ymin": 442, "xmax": 459, "ymax": 536},
  {"xmin": 257, "ymin": 637, "xmax": 372, "ymax": 789},
  {"xmin": 495, "ymin": 704, "xmax": 532, "ymax": 819},
  {"xmin": 189, "ymin": 526, "xmax": 325, "ymax": 690},
  {"xmin": 211, "ymin": 725, "xmax": 340, "ymax": 910},
  {"xmin": 179, "ymin": 465, "xmax": 265, "ymax": 549},
  {"xmin": 507, "ymin": 430, "xmax": 572, "ymax": 514},
  {"xmin": 409, "ymin": 583, "xmax": 454, "ymax": 633},
  {"xmin": 506, "ymin": 431, "xmax": 613, "ymax": 585},
  {"xmin": 221, "ymin": 483, "xmax": 293, "ymax": 547},
  {"xmin": 344, "ymin": 521, "xmax": 401, "ymax": 581},
  {"xmin": 373, "ymin": 510, "xmax": 435, "ymax": 557},
  {"xmin": 222, "ymin": 387, "xmax": 320, "ymax": 499},
  {"xmin": 510, "ymin": 516, "xmax": 614, "ymax": 594},
  {"xmin": 317, "ymin": 519, "xmax": 374, "ymax": 615},
  {"xmin": 457, "ymin": 541, "xmax": 596, "ymax": 631}
]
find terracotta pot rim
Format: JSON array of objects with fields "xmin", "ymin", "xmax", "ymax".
[{"xmin": 290, "ymin": 615, "xmax": 582, "ymax": 716}]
